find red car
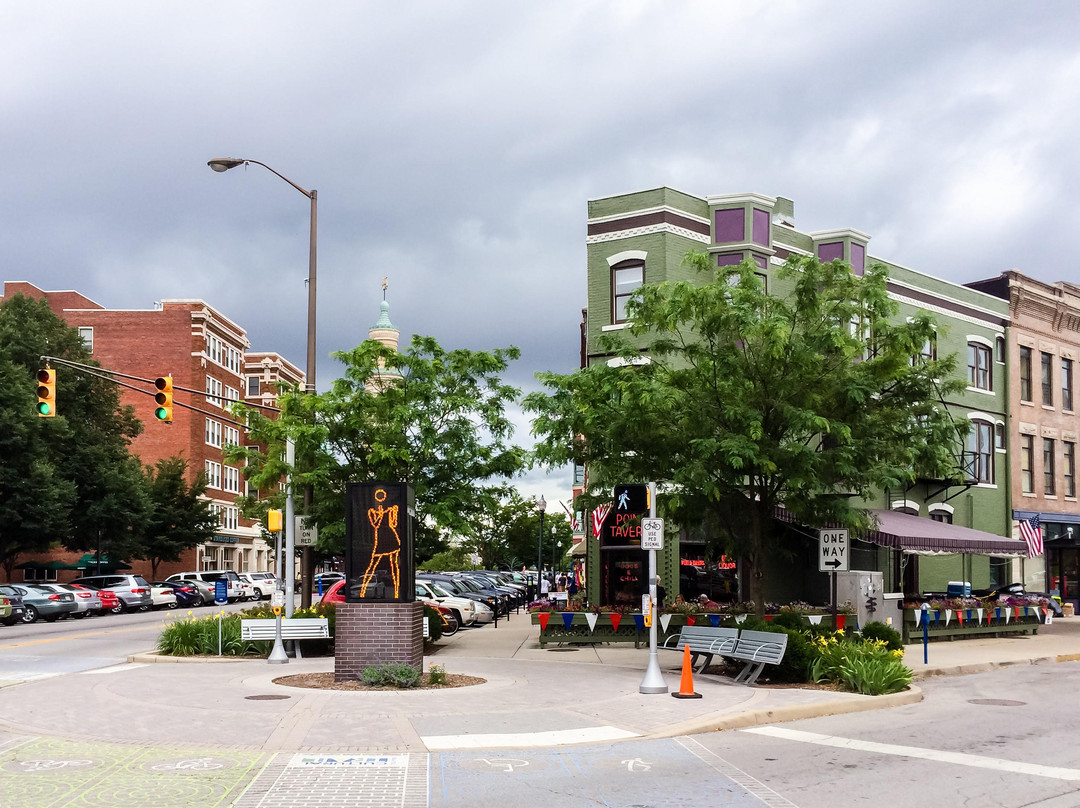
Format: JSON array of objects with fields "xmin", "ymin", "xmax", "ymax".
[
  {"xmin": 72, "ymin": 584, "xmax": 119, "ymax": 615},
  {"xmin": 318, "ymin": 580, "xmax": 456, "ymax": 634}
]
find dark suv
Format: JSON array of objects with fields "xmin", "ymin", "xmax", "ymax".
[{"xmin": 70, "ymin": 574, "xmax": 153, "ymax": 613}]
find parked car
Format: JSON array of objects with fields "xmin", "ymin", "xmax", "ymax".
[
  {"xmin": 74, "ymin": 584, "xmax": 119, "ymax": 615},
  {"xmin": 414, "ymin": 580, "xmax": 485, "ymax": 626},
  {"xmin": 8, "ymin": 583, "xmax": 77, "ymax": 623},
  {"xmin": 181, "ymin": 578, "xmax": 215, "ymax": 605},
  {"xmin": 148, "ymin": 584, "xmax": 178, "ymax": 610},
  {"xmin": 33, "ymin": 583, "xmax": 102, "ymax": 618},
  {"xmin": 313, "ymin": 572, "xmax": 344, "ymax": 594},
  {"xmin": 165, "ymin": 570, "xmax": 245, "ymax": 602},
  {"xmin": 0, "ymin": 585, "xmax": 26, "ymax": 625},
  {"xmin": 152, "ymin": 581, "xmax": 202, "ymax": 609},
  {"xmin": 70, "ymin": 574, "xmax": 153, "ymax": 613},
  {"xmin": 239, "ymin": 572, "xmax": 278, "ymax": 600},
  {"xmin": 0, "ymin": 591, "xmax": 10, "ymax": 623},
  {"xmin": 318, "ymin": 579, "xmax": 347, "ymax": 604},
  {"xmin": 238, "ymin": 580, "xmax": 259, "ymax": 602}
]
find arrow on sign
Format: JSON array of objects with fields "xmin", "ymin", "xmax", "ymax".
[{"xmin": 824, "ymin": 559, "xmax": 843, "ymax": 569}]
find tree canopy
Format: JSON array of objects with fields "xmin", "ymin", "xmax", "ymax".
[
  {"xmin": 139, "ymin": 455, "xmax": 219, "ymax": 580},
  {"xmin": 229, "ymin": 335, "xmax": 527, "ymax": 561},
  {"xmin": 526, "ymin": 253, "xmax": 963, "ymax": 616},
  {"xmin": 0, "ymin": 294, "xmax": 145, "ymax": 576}
]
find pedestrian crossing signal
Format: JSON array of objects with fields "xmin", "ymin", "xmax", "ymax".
[
  {"xmin": 154, "ymin": 376, "xmax": 173, "ymax": 422},
  {"xmin": 36, "ymin": 368, "xmax": 56, "ymax": 417},
  {"xmin": 613, "ymin": 484, "xmax": 649, "ymax": 515}
]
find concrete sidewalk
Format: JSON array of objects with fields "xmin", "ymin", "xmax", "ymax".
[{"xmin": 0, "ymin": 611, "xmax": 1078, "ymax": 754}]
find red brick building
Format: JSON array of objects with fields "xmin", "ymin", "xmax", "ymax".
[{"xmin": 1, "ymin": 281, "xmax": 304, "ymax": 581}]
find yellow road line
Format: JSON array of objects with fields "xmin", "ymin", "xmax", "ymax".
[{"xmin": 0, "ymin": 622, "xmax": 163, "ymax": 650}]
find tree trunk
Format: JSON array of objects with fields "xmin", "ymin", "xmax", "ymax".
[{"xmin": 748, "ymin": 502, "xmax": 767, "ymax": 620}]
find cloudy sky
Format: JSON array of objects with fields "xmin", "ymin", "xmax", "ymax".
[{"xmin": 3, "ymin": 1, "xmax": 1079, "ymax": 506}]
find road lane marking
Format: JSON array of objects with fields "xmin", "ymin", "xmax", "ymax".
[
  {"xmin": 677, "ymin": 736, "xmax": 801, "ymax": 808},
  {"xmin": 421, "ymin": 725, "xmax": 638, "ymax": 750},
  {"xmin": 80, "ymin": 663, "xmax": 148, "ymax": 675},
  {"xmin": 743, "ymin": 726, "xmax": 1080, "ymax": 782}
]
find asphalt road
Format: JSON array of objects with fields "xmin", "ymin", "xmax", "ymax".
[{"xmin": 0, "ymin": 600, "xmax": 254, "ymax": 683}]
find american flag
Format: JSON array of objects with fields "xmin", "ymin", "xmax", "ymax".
[
  {"xmin": 1020, "ymin": 514, "xmax": 1043, "ymax": 558},
  {"xmin": 591, "ymin": 503, "xmax": 612, "ymax": 539},
  {"xmin": 560, "ymin": 501, "xmax": 580, "ymax": 533}
]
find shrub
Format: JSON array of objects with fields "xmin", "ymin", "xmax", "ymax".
[
  {"xmin": 360, "ymin": 663, "xmax": 422, "ymax": 688},
  {"xmin": 157, "ymin": 612, "xmax": 264, "ymax": 657},
  {"xmin": 860, "ymin": 621, "xmax": 903, "ymax": 651},
  {"xmin": 771, "ymin": 611, "xmax": 807, "ymax": 632},
  {"xmin": 810, "ymin": 633, "xmax": 911, "ymax": 695},
  {"xmin": 428, "ymin": 664, "xmax": 446, "ymax": 685}
]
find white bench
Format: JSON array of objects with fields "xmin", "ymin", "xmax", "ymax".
[
  {"xmin": 729, "ymin": 629, "xmax": 788, "ymax": 685},
  {"xmin": 660, "ymin": 625, "xmax": 739, "ymax": 672},
  {"xmin": 241, "ymin": 617, "xmax": 330, "ymax": 658}
]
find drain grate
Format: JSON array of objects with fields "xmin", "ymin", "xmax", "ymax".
[
  {"xmin": 245, "ymin": 694, "xmax": 292, "ymax": 701},
  {"xmin": 968, "ymin": 698, "xmax": 1026, "ymax": 707}
]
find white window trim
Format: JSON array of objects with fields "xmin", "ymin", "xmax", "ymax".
[
  {"xmin": 966, "ymin": 334, "xmax": 994, "ymax": 349},
  {"xmin": 606, "ymin": 249, "xmax": 647, "ymax": 266},
  {"xmin": 890, "ymin": 499, "xmax": 920, "ymax": 513},
  {"xmin": 928, "ymin": 503, "xmax": 954, "ymax": 516}
]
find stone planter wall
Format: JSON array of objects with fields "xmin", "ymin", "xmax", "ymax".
[{"xmin": 334, "ymin": 601, "xmax": 425, "ymax": 681}]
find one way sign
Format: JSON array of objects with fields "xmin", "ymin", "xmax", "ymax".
[{"xmin": 818, "ymin": 529, "xmax": 849, "ymax": 572}]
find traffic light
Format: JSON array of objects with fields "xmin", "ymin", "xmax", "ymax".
[
  {"xmin": 266, "ymin": 509, "xmax": 283, "ymax": 532},
  {"xmin": 154, "ymin": 375, "xmax": 173, "ymax": 422},
  {"xmin": 36, "ymin": 368, "xmax": 56, "ymax": 417}
]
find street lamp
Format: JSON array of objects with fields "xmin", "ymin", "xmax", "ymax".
[
  {"xmin": 207, "ymin": 158, "xmax": 318, "ymax": 396},
  {"xmin": 209, "ymin": 157, "xmax": 318, "ymax": 613},
  {"xmin": 551, "ymin": 525, "xmax": 558, "ymax": 587},
  {"xmin": 537, "ymin": 496, "xmax": 546, "ymax": 600}
]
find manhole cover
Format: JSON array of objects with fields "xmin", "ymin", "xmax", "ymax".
[
  {"xmin": 968, "ymin": 699, "xmax": 1026, "ymax": 707},
  {"xmin": 546, "ymin": 648, "xmax": 580, "ymax": 652},
  {"xmin": 245, "ymin": 694, "xmax": 291, "ymax": 701}
]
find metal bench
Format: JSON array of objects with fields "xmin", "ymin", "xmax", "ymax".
[
  {"xmin": 729, "ymin": 629, "xmax": 788, "ymax": 685},
  {"xmin": 240, "ymin": 617, "xmax": 330, "ymax": 658},
  {"xmin": 660, "ymin": 625, "xmax": 739, "ymax": 672}
]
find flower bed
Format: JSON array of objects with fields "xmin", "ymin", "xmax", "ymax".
[
  {"xmin": 900, "ymin": 604, "xmax": 1048, "ymax": 643},
  {"xmin": 530, "ymin": 610, "xmax": 854, "ymax": 647}
]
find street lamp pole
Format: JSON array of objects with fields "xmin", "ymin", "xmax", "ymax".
[
  {"xmin": 537, "ymin": 496, "xmax": 546, "ymax": 601},
  {"xmin": 209, "ymin": 157, "xmax": 318, "ymax": 610},
  {"xmin": 551, "ymin": 525, "xmax": 558, "ymax": 587}
]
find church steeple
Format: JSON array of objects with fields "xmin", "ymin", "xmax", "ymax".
[{"xmin": 369, "ymin": 277, "xmax": 399, "ymax": 352}]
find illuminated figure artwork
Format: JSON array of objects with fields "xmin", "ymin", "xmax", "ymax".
[{"xmin": 360, "ymin": 487, "xmax": 401, "ymax": 598}]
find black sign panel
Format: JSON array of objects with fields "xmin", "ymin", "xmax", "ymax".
[
  {"xmin": 600, "ymin": 509, "xmax": 642, "ymax": 547},
  {"xmin": 345, "ymin": 482, "xmax": 415, "ymax": 603},
  {"xmin": 613, "ymin": 484, "xmax": 649, "ymax": 516}
]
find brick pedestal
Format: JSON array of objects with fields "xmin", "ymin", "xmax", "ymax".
[{"xmin": 334, "ymin": 601, "xmax": 425, "ymax": 682}]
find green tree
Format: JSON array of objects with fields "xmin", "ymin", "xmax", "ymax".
[
  {"xmin": 139, "ymin": 455, "xmax": 219, "ymax": 580},
  {"xmin": 526, "ymin": 254, "xmax": 963, "ymax": 618},
  {"xmin": 0, "ymin": 294, "xmax": 145, "ymax": 572},
  {"xmin": 229, "ymin": 335, "xmax": 526, "ymax": 563}
]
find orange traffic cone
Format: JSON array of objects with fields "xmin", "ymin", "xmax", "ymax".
[{"xmin": 671, "ymin": 643, "xmax": 702, "ymax": 699}]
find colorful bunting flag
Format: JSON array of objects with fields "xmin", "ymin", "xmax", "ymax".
[
  {"xmin": 562, "ymin": 612, "xmax": 574, "ymax": 630},
  {"xmin": 709, "ymin": 614, "xmax": 721, "ymax": 627},
  {"xmin": 808, "ymin": 615, "xmax": 822, "ymax": 625},
  {"xmin": 836, "ymin": 614, "xmax": 846, "ymax": 630},
  {"xmin": 610, "ymin": 613, "xmax": 622, "ymax": 632},
  {"xmin": 687, "ymin": 616, "xmax": 696, "ymax": 626},
  {"xmin": 633, "ymin": 614, "xmax": 645, "ymax": 631},
  {"xmin": 977, "ymin": 608, "xmax": 984, "ymax": 625},
  {"xmin": 537, "ymin": 612, "xmax": 550, "ymax": 631},
  {"xmin": 585, "ymin": 613, "xmax": 598, "ymax": 632},
  {"xmin": 659, "ymin": 614, "xmax": 672, "ymax": 632},
  {"xmin": 945, "ymin": 610, "xmax": 951, "ymax": 627},
  {"xmin": 734, "ymin": 614, "xmax": 746, "ymax": 624}
]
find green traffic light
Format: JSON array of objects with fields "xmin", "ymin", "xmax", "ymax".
[
  {"xmin": 37, "ymin": 402, "xmax": 51, "ymax": 415},
  {"xmin": 154, "ymin": 407, "xmax": 168, "ymax": 421}
]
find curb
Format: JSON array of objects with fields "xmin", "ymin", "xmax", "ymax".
[
  {"xmin": 128, "ymin": 652, "xmax": 249, "ymax": 664},
  {"xmin": 645, "ymin": 686, "xmax": 923, "ymax": 739}
]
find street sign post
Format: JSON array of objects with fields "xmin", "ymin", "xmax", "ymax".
[
  {"xmin": 640, "ymin": 518, "xmax": 664, "ymax": 550},
  {"xmin": 639, "ymin": 483, "xmax": 667, "ymax": 695},
  {"xmin": 818, "ymin": 529, "xmax": 850, "ymax": 572},
  {"xmin": 819, "ymin": 528, "xmax": 850, "ymax": 629}
]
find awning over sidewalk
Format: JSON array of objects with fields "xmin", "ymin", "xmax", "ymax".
[{"xmin": 862, "ymin": 508, "xmax": 1027, "ymax": 557}]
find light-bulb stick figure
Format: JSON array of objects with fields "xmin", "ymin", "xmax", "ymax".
[
  {"xmin": 617, "ymin": 490, "xmax": 630, "ymax": 510},
  {"xmin": 360, "ymin": 488, "xmax": 401, "ymax": 598}
]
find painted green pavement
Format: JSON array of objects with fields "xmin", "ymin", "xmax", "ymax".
[{"xmin": 0, "ymin": 737, "xmax": 269, "ymax": 808}]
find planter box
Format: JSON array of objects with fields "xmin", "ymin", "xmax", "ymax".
[
  {"xmin": 901, "ymin": 606, "xmax": 1044, "ymax": 643},
  {"xmin": 531, "ymin": 611, "xmax": 852, "ymax": 647}
]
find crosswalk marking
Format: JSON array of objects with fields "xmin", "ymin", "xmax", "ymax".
[{"xmin": 743, "ymin": 726, "xmax": 1080, "ymax": 782}]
